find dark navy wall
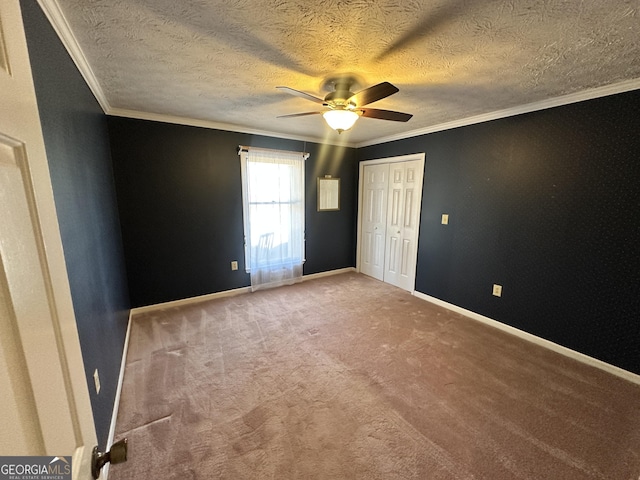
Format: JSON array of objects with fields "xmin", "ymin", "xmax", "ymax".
[
  {"xmin": 22, "ymin": 0, "xmax": 639, "ymax": 395},
  {"xmin": 358, "ymin": 90, "xmax": 640, "ymax": 375},
  {"xmin": 21, "ymin": 0, "xmax": 130, "ymax": 449},
  {"xmin": 107, "ymin": 117, "xmax": 357, "ymax": 307}
]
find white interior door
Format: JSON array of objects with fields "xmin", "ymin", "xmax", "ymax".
[
  {"xmin": 357, "ymin": 154, "xmax": 425, "ymax": 292},
  {"xmin": 0, "ymin": 0, "xmax": 95, "ymax": 476},
  {"xmin": 359, "ymin": 163, "xmax": 388, "ymax": 281},
  {"xmin": 383, "ymin": 160, "xmax": 424, "ymax": 291}
]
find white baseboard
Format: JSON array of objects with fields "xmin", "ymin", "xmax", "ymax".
[
  {"xmin": 131, "ymin": 285, "xmax": 252, "ymax": 315},
  {"xmin": 103, "ymin": 310, "xmax": 133, "ymax": 479},
  {"xmin": 413, "ymin": 291, "xmax": 640, "ymax": 386},
  {"xmin": 131, "ymin": 267, "xmax": 357, "ymax": 315},
  {"xmin": 302, "ymin": 267, "xmax": 356, "ymax": 282}
]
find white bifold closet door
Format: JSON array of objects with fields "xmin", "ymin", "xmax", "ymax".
[{"xmin": 359, "ymin": 156, "xmax": 424, "ymax": 292}]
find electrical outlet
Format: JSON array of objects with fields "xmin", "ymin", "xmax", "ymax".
[
  {"xmin": 441, "ymin": 214, "xmax": 449, "ymax": 225},
  {"xmin": 93, "ymin": 369, "xmax": 101, "ymax": 394},
  {"xmin": 492, "ymin": 284, "xmax": 503, "ymax": 297},
  {"xmin": 231, "ymin": 261, "xmax": 238, "ymax": 271}
]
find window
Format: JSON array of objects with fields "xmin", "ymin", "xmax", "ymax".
[{"xmin": 239, "ymin": 147, "xmax": 306, "ymax": 291}]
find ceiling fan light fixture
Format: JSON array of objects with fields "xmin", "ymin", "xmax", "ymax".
[{"xmin": 322, "ymin": 109, "xmax": 360, "ymax": 133}]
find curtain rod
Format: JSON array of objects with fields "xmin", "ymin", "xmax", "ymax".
[{"xmin": 238, "ymin": 145, "xmax": 309, "ymax": 159}]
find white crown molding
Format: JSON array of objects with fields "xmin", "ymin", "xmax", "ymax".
[
  {"xmin": 413, "ymin": 291, "xmax": 640, "ymax": 386},
  {"xmin": 37, "ymin": 0, "xmax": 110, "ymax": 112},
  {"xmin": 357, "ymin": 78, "xmax": 640, "ymax": 148},
  {"xmin": 34, "ymin": 1, "xmax": 640, "ymax": 150},
  {"xmin": 111, "ymin": 77, "xmax": 640, "ymax": 150},
  {"xmin": 107, "ymin": 108, "xmax": 354, "ymax": 148}
]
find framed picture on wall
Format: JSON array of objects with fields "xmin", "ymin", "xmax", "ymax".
[{"xmin": 317, "ymin": 176, "xmax": 340, "ymax": 211}]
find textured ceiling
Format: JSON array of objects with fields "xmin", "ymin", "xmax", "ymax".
[{"xmin": 47, "ymin": 0, "xmax": 640, "ymax": 146}]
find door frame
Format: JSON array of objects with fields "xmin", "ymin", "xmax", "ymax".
[
  {"xmin": 356, "ymin": 152, "xmax": 425, "ymax": 292},
  {"xmin": 1, "ymin": 0, "xmax": 96, "ymax": 476}
]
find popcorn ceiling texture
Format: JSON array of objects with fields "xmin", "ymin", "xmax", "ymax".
[{"xmin": 54, "ymin": 0, "xmax": 640, "ymax": 143}]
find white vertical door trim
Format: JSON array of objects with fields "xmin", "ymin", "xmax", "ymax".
[
  {"xmin": 0, "ymin": 0, "xmax": 96, "ymax": 477},
  {"xmin": 357, "ymin": 153, "xmax": 425, "ymax": 292}
]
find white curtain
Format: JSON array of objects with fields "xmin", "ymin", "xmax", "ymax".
[{"xmin": 240, "ymin": 147, "xmax": 305, "ymax": 291}]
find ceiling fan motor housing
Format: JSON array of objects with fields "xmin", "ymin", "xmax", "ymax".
[
  {"xmin": 323, "ymin": 76, "xmax": 358, "ymax": 109},
  {"xmin": 324, "ymin": 90, "xmax": 357, "ymax": 109}
]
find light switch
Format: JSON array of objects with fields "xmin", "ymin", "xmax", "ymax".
[
  {"xmin": 492, "ymin": 284, "xmax": 502, "ymax": 297},
  {"xmin": 441, "ymin": 214, "xmax": 449, "ymax": 225}
]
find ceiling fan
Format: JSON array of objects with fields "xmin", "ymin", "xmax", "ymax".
[{"xmin": 276, "ymin": 76, "xmax": 413, "ymax": 133}]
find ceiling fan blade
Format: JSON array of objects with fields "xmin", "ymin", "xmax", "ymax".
[
  {"xmin": 360, "ymin": 108, "xmax": 413, "ymax": 122},
  {"xmin": 348, "ymin": 82, "xmax": 399, "ymax": 107},
  {"xmin": 276, "ymin": 86, "xmax": 325, "ymax": 104},
  {"xmin": 277, "ymin": 111, "xmax": 322, "ymax": 118}
]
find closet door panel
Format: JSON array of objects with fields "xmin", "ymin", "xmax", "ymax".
[
  {"xmin": 360, "ymin": 163, "xmax": 389, "ymax": 281},
  {"xmin": 384, "ymin": 160, "xmax": 424, "ymax": 291}
]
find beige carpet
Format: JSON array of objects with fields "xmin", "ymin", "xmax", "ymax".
[{"xmin": 109, "ymin": 272, "xmax": 640, "ymax": 479}]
